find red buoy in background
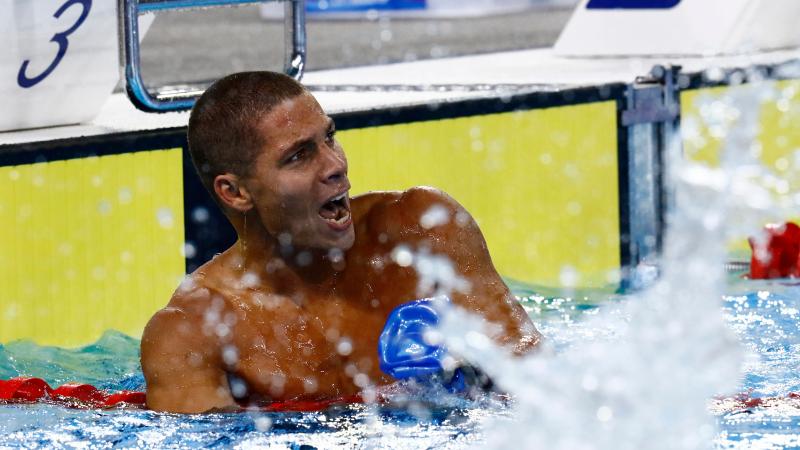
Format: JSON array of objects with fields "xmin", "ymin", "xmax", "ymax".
[{"xmin": 749, "ymin": 222, "xmax": 800, "ymax": 279}]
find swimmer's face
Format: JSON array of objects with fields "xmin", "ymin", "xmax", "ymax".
[{"xmin": 244, "ymin": 93, "xmax": 355, "ymax": 252}]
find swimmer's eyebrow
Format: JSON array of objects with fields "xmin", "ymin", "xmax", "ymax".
[{"xmin": 278, "ymin": 117, "xmax": 335, "ymax": 160}]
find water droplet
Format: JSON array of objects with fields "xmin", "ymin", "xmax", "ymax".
[
  {"xmin": 296, "ymin": 251, "xmax": 312, "ymax": 266},
  {"xmin": 303, "ymin": 377, "xmax": 318, "ymax": 393},
  {"xmin": 324, "ymin": 246, "xmax": 340, "ymax": 261},
  {"xmin": 118, "ymin": 188, "xmax": 133, "ymax": 204},
  {"xmin": 241, "ymin": 271, "xmax": 259, "ymax": 288},
  {"xmin": 254, "ymin": 416, "xmax": 272, "ymax": 432},
  {"xmin": 559, "ymin": 265, "xmax": 579, "ymax": 287},
  {"xmin": 91, "ymin": 266, "xmax": 106, "ymax": 280},
  {"xmin": 97, "ymin": 200, "xmax": 112, "ymax": 215},
  {"xmin": 465, "ymin": 331, "xmax": 490, "ymax": 350},
  {"xmin": 420, "ymin": 204, "xmax": 449, "ymax": 229},
  {"xmin": 215, "ymin": 323, "xmax": 230, "ymax": 338},
  {"xmin": 58, "ymin": 243, "xmax": 73, "ymax": 256},
  {"xmin": 4, "ymin": 303, "xmax": 18, "ymax": 321},
  {"xmin": 183, "ymin": 242, "xmax": 197, "ymax": 259},
  {"xmin": 325, "ymin": 328, "xmax": 340, "ymax": 342},
  {"xmin": 230, "ymin": 378, "xmax": 247, "ymax": 397},
  {"xmin": 337, "ymin": 337, "xmax": 353, "ymax": 356},
  {"xmin": 391, "ymin": 245, "xmax": 414, "ymax": 267},
  {"xmin": 156, "ymin": 207, "xmax": 174, "ymax": 229},
  {"xmin": 353, "ymin": 373, "xmax": 369, "ymax": 388},
  {"xmin": 192, "ymin": 207, "xmax": 209, "ymax": 223},
  {"xmin": 222, "ymin": 345, "xmax": 239, "ymax": 366},
  {"xmin": 582, "ymin": 374, "xmax": 599, "ymax": 391},
  {"xmin": 596, "ymin": 406, "xmax": 613, "ymax": 422},
  {"xmin": 566, "ymin": 201, "xmax": 582, "ymax": 216}
]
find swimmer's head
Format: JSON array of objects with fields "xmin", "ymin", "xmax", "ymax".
[
  {"xmin": 188, "ymin": 72, "xmax": 355, "ymax": 252},
  {"xmin": 188, "ymin": 71, "xmax": 307, "ymax": 202}
]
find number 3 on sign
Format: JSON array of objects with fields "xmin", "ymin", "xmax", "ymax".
[{"xmin": 17, "ymin": 0, "xmax": 92, "ymax": 88}]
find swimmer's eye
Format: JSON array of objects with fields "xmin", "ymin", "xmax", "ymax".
[
  {"xmin": 287, "ymin": 147, "xmax": 309, "ymax": 163},
  {"xmin": 325, "ymin": 128, "xmax": 337, "ymax": 143}
]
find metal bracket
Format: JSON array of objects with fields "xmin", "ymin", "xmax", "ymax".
[
  {"xmin": 618, "ymin": 65, "xmax": 683, "ymax": 290},
  {"xmin": 621, "ymin": 65, "xmax": 681, "ymax": 126},
  {"xmin": 118, "ymin": 0, "xmax": 307, "ymax": 113}
]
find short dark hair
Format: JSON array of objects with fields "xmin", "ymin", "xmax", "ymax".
[{"xmin": 187, "ymin": 71, "xmax": 308, "ymax": 203}]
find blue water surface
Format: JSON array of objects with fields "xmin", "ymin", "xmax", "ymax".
[{"xmin": 2, "ymin": 278, "xmax": 800, "ymax": 449}]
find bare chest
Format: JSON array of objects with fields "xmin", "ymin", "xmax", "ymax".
[{"xmin": 231, "ymin": 291, "xmax": 400, "ymax": 399}]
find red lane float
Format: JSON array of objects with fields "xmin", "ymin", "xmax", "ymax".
[
  {"xmin": 0, "ymin": 377, "xmax": 145, "ymax": 408},
  {"xmin": 10, "ymin": 377, "xmax": 800, "ymax": 415},
  {"xmin": 260, "ymin": 394, "xmax": 364, "ymax": 412},
  {"xmin": 0, "ymin": 377, "xmax": 53, "ymax": 402},
  {"xmin": 104, "ymin": 390, "xmax": 147, "ymax": 407},
  {"xmin": 712, "ymin": 392, "xmax": 800, "ymax": 414},
  {"xmin": 748, "ymin": 222, "xmax": 800, "ymax": 279},
  {"xmin": 0, "ymin": 377, "xmax": 363, "ymax": 411}
]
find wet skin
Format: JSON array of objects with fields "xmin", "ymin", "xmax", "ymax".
[{"xmin": 141, "ymin": 93, "xmax": 541, "ymax": 413}]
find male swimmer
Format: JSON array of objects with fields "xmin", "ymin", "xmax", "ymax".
[{"xmin": 141, "ymin": 71, "xmax": 541, "ymax": 413}]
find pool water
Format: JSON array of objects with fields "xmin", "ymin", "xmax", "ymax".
[
  {"xmin": 2, "ymin": 276, "xmax": 800, "ymax": 449},
  {"xmin": 715, "ymin": 279, "xmax": 800, "ymax": 449}
]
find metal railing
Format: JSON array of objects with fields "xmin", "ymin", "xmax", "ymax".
[{"xmin": 118, "ymin": 0, "xmax": 306, "ymax": 112}]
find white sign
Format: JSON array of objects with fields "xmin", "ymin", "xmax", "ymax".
[
  {"xmin": 0, "ymin": 1, "xmax": 151, "ymax": 132},
  {"xmin": 555, "ymin": 0, "xmax": 800, "ymax": 57}
]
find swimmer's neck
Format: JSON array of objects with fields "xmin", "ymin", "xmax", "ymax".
[{"xmin": 228, "ymin": 223, "xmax": 344, "ymax": 291}]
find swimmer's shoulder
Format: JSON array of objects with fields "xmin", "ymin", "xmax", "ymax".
[
  {"xmin": 350, "ymin": 190, "xmax": 401, "ymax": 220},
  {"xmin": 140, "ymin": 278, "xmax": 232, "ymax": 410},
  {"xmin": 352, "ymin": 187, "xmax": 467, "ymax": 233},
  {"xmin": 395, "ymin": 186, "xmax": 462, "ymax": 213},
  {"xmin": 166, "ymin": 247, "xmax": 246, "ymax": 308},
  {"xmin": 141, "ymin": 283, "xmax": 208, "ymax": 358},
  {"xmin": 145, "ymin": 271, "xmax": 229, "ymax": 334},
  {"xmin": 351, "ymin": 187, "xmax": 457, "ymax": 218},
  {"xmin": 141, "ymin": 278, "xmax": 234, "ymax": 369}
]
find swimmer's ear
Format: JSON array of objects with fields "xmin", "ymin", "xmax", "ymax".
[{"xmin": 213, "ymin": 173, "xmax": 252, "ymax": 213}]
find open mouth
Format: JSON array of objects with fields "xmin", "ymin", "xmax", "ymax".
[{"xmin": 319, "ymin": 192, "xmax": 351, "ymax": 228}]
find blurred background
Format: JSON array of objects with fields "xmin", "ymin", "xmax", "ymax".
[{"xmin": 140, "ymin": 0, "xmax": 577, "ymax": 87}]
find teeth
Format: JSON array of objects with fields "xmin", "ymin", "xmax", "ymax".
[
  {"xmin": 331, "ymin": 193, "xmax": 346, "ymax": 203},
  {"xmin": 323, "ymin": 210, "xmax": 351, "ymax": 225},
  {"xmin": 334, "ymin": 211, "xmax": 351, "ymax": 224}
]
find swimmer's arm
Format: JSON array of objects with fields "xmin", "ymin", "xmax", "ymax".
[
  {"xmin": 141, "ymin": 302, "xmax": 238, "ymax": 414},
  {"xmin": 402, "ymin": 187, "xmax": 541, "ymax": 355}
]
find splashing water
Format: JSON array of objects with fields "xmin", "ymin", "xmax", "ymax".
[
  {"xmin": 4, "ymin": 72, "xmax": 799, "ymax": 449},
  {"xmin": 428, "ymin": 73, "xmax": 798, "ymax": 450}
]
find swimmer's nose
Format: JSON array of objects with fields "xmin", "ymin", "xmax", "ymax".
[{"xmin": 320, "ymin": 145, "xmax": 348, "ymax": 184}]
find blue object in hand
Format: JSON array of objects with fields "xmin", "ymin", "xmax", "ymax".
[
  {"xmin": 378, "ymin": 298, "xmax": 447, "ymax": 380},
  {"xmin": 378, "ymin": 298, "xmax": 494, "ymax": 393}
]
